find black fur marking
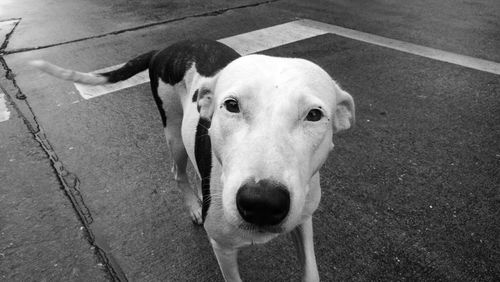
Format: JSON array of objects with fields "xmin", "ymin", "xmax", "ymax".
[
  {"xmin": 149, "ymin": 39, "xmax": 241, "ymax": 85},
  {"xmin": 100, "ymin": 50, "xmax": 157, "ymax": 83},
  {"xmin": 192, "ymin": 89, "xmax": 199, "ymax": 103},
  {"xmin": 149, "ymin": 71, "xmax": 167, "ymax": 127},
  {"xmin": 195, "ymin": 117, "xmax": 212, "ymax": 221}
]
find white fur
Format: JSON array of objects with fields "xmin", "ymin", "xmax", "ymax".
[
  {"xmin": 29, "ymin": 60, "xmax": 108, "ymax": 85},
  {"xmin": 31, "ymin": 54, "xmax": 355, "ymax": 281},
  {"xmin": 203, "ymin": 54, "xmax": 354, "ymax": 281}
]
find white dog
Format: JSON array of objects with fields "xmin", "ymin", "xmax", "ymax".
[{"xmin": 31, "ymin": 38, "xmax": 355, "ymax": 281}]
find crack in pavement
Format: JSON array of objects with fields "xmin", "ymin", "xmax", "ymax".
[
  {"xmin": 3, "ymin": 0, "xmax": 282, "ymax": 55},
  {"xmin": 0, "ymin": 19, "xmax": 26, "ymax": 99},
  {"xmin": 0, "ymin": 61, "xmax": 129, "ymax": 281},
  {"xmin": 0, "ymin": 67, "xmax": 128, "ymax": 281},
  {"xmin": 0, "ymin": 58, "xmax": 25, "ymax": 100},
  {"xmin": 34, "ymin": 127, "xmax": 129, "ymax": 282},
  {"xmin": 0, "ymin": 18, "xmax": 21, "ymax": 53},
  {"xmin": 1, "ymin": 31, "xmax": 129, "ymax": 282}
]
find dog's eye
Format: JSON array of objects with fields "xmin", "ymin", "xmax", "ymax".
[
  {"xmin": 306, "ymin": 109, "xmax": 323, "ymax": 122},
  {"xmin": 224, "ymin": 98, "xmax": 240, "ymax": 113}
]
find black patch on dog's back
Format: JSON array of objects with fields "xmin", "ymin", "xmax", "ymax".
[
  {"xmin": 150, "ymin": 39, "xmax": 240, "ymax": 85},
  {"xmin": 195, "ymin": 117, "xmax": 212, "ymax": 221}
]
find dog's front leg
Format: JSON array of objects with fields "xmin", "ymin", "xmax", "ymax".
[
  {"xmin": 291, "ymin": 217, "xmax": 319, "ymax": 282},
  {"xmin": 210, "ymin": 239, "xmax": 242, "ymax": 282}
]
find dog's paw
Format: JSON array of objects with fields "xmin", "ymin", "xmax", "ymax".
[
  {"xmin": 186, "ymin": 197, "xmax": 203, "ymax": 225},
  {"xmin": 177, "ymin": 180, "xmax": 203, "ymax": 225},
  {"xmin": 189, "ymin": 204, "xmax": 203, "ymax": 225},
  {"xmin": 183, "ymin": 191, "xmax": 203, "ymax": 225}
]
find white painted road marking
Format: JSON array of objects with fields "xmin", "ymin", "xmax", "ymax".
[
  {"xmin": 299, "ymin": 19, "xmax": 500, "ymax": 76},
  {"xmin": 0, "ymin": 92, "xmax": 11, "ymax": 123},
  {"xmin": 217, "ymin": 20, "xmax": 327, "ymax": 55},
  {"xmin": 75, "ymin": 18, "xmax": 500, "ymax": 100}
]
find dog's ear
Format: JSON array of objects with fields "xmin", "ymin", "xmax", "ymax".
[
  {"xmin": 196, "ymin": 87, "xmax": 215, "ymax": 121},
  {"xmin": 332, "ymin": 86, "xmax": 355, "ymax": 133}
]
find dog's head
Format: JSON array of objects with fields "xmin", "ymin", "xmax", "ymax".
[{"xmin": 202, "ymin": 54, "xmax": 354, "ymax": 235}]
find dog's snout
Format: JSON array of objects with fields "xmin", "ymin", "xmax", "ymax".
[{"xmin": 236, "ymin": 179, "xmax": 290, "ymax": 226}]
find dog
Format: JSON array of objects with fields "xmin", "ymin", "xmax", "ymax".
[{"xmin": 30, "ymin": 38, "xmax": 355, "ymax": 281}]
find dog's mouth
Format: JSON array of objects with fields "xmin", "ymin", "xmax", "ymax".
[{"xmin": 238, "ymin": 222, "xmax": 285, "ymax": 234}]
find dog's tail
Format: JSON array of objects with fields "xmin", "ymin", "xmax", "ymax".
[{"xmin": 30, "ymin": 50, "xmax": 158, "ymax": 85}]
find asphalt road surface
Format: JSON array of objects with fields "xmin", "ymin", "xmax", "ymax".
[{"xmin": 1, "ymin": 0, "xmax": 499, "ymax": 281}]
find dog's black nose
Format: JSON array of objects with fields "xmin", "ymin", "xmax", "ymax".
[{"xmin": 236, "ymin": 179, "xmax": 290, "ymax": 226}]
